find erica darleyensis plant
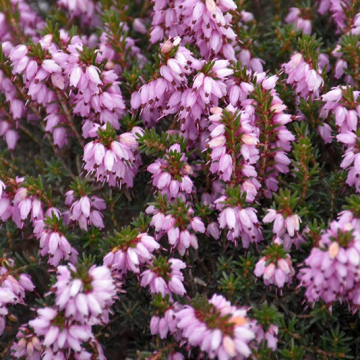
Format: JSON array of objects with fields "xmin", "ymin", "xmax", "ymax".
[{"xmin": 2, "ymin": 0, "xmax": 360, "ymax": 358}]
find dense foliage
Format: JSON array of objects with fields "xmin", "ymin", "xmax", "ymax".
[{"xmin": 0, "ymin": 0, "xmax": 360, "ymax": 359}]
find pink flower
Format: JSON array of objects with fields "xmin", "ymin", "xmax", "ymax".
[
  {"xmin": 263, "ymin": 209, "xmax": 302, "ymax": 245},
  {"xmin": 83, "ymin": 128, "xmax": 142, "ymax": 188},
  {"xmin": 148, "ymin": 144, "xmax": 194, "ymax": 199},
  {"xmin": 176, "ymin": 294, "xmax": 255, "ymax": 359},
  {"xmin": 140, "ymin": 258, "xmax": 186, "ymax": 300},
  {"xmin": 35, "ymin": 215, "xmax": 78, "ymax": 266},
  {"xmin": 150, "ymin": 305, "xmax": 179, "ymax": 339},
  {"xmin": 133, "ymin": 18, "xmax": 147, "ymax": 34},
  {"xmin": 64, "ymin": 194, "xmax": 106, "ymax": 231},
  {"xmin": 285, "ymin": 7, "xmax": 312, "ymax": 34},
  {"xmin": 12, "ymin": 187, "xmax": 44, "ymax": 225},
  {"xmin": 283, "ymin": 52, "xmax": 325, "ymax": 98},
  {"xmin": 216, "ymin": 198, "xmax": 263, "ymax": 248},
  {"xmin": 57, "ymin": 0, "xmax": 96, "ymax": 23},
  {"xmin": 103, "ymin": 232, "xmax": 160, "ymax": 275},
  {"xmin": 207, "ymin": 222, "xmax": 220, "ymax": 240},
  {"xmin": 254, "ymin": 324, "xmax": 279, "ymax": 351},
  {"xmin": 322, "ymin": 87, "xmax": 360, "ymax": 191},
  {"xmin": 29, "ymin": 307, "xmax": 93, "ymax": 355},
  {"xmin": 207, "ymin": 105, "xmax": 260, "ymax": 195},
  {"xmin": 255, "ymin": 254, "xmax": 295, "ymax": 289},
  {"xmin": 298, "ymin": 220, "xmax": 360, "ymax": 306},
  {"xmin": 317, "ymin": 0, "xmax": 347, "ymax": 31},
  {"xmin": 147, "ymin": 201, "xmax": 205, "ymax": 256},
  {"xmin": 54, "ymin": 263, "xmax": 117, "ymax": 325},
  {"xmin": 11, "ymin": 325, "xmax": 42, "ymax": 360},
  {"xmin": 150, "ymin": 0, "xmax": 236, "ymax": 60},
  {"xmin": 0, "ymin": 258, "xmax": 34, "ymax": 336}
]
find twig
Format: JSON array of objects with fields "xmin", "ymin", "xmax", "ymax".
[
  {"xmin": 1, "ymin": 157, "xmax": 26, "ymax": 176},
  {"xmin": 55, "ymin": 90, "xmax": 84, "ymax": 148},
  {"xmin": 18, "ymin": 124, "xmax": 43, "ymax": 147}
]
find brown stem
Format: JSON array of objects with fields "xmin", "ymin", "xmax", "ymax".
[
  {"xmin": 194, "ymin": 250, "xmax": 212, "ymax": 284},
  {"xmin": 18, "ymin": 124, "xmax": 43, "ymax": 147},
  {"xmin": 1, "ymin": 157, "xmax": 25, "ymax": 175},
  {"xmin": 109, "ymin": 189, "xmax": 118, "ymax": 228},
  {"xmin": 353, "ymin": 50, "xmax": 360, "ymax": 89},
  {"xmin": 253, "ymin": 0, "xmax": 262, "ymax": 20},
  {"xmin": 140, "ymin": 0, "xmax": 151, "ymax": 17},
  {"xmin": 55, "ymin": 90, "xmax": 84, "ymax": 148}
]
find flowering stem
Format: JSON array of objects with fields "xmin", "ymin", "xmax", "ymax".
[
  {"xmin": 19, "ymin": 121, "xmax": 77, "ymax": 180},
  {"xmin": 18, "ymin": 124, "xmax": 43, "ymax": 147},
  {"xmin": 55, "ymin": 90, "xmax": 84, "ymax": 148},
  {"xmin": 46, "ymin": 138, "xmax": 77, "ymax": 181},
  {"xmin": 108, "ymin": 189, "xmax": 118, "ymax": 227},
  {"xmin": 329, "ymin": 190, "xmax": 335, "ymax": 220},
  {"xmin": 256, "ymin": 110, "xmax": 273, "ymax": 192},
  {"xmin": 139, "ymin": 0, "xmax": 151, "ymax": 17},
  {"xmin": 194, "ymin": 250, "xmax": 212, "ymax": 283},
  {"xmin": 353, "ymin": 51, "xmax": 359, "ymax": 88},
  {"xmin": 184, "ymin": 266, "xmax": 196, "ymax": 297},
  {"xmin": 299, "ymin": 173, "xmax": 310, "ymax": 206},
  {"xmin": 1, "ymin": 157, "xmax": 26, "ymax": 176},
  {"xmin": 1, "ymin": 343, "xmax": 12, "ymax": 359},
  {"xmin": 9, "ymin": 264, "xmax": 36, "ymax": 275}
]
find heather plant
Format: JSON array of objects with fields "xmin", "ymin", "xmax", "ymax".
[{"xmin": 1, "ymin": 0, "xmax": 360, "ymax": 359}]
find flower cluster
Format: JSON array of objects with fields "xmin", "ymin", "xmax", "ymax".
[
  {"xmin": 283, "ymin": 52, "xmax": 325, "ymax": 99},
  {"xmin": 57, "ymin": 0, "xmax": 97, "ymax": 25},
  {"xmin": 321, "ymin": 87, "xmax": 360, "ymax": 134},
  {"xmin": 11, "ymin": 325, "xmax": 42, "ymax": 359},
  {"xmin": 131, "ymin": 37, "xmax": 203, "ymax": 129},
  {"xmin": 83, "ymin": 125, "xmax": 142, "ymax": 188},
  {"xmin": 148, "ymin": 144, "xmax": 194, "ymax": 200},
  {"xmin": 63, "ymin": 190, "xmax": 106, "ymax": 231},
  {"xmin": 262, "ymin": 190, "xmax": 304, "ymax": 250},
  {"xmin": 53, "ymin": 264, "xmax": 116, "ymax": 325},
  {"xmin": 215, "ymin": 187, "xmax": 263, "ymax": 247},
  {"xmin": 285, "ymin": 7, "xmax": 312, "ymax": 35},
  {"xmin": 0, "ymin": 258, "xmax": 34, "ymax": 336},
  {"xmin": 149, "ymin": 294, "xmax": 181, "ymax": 340},
  {"xmin": 0, "ymin": 176, "xmax": 57, "ymax": 229},
  {"xmin": 0, "ymin": 0, "xmax": 44, "ymax": 43},
  {"xmin": 207, "ymin": 106, "xmax": 260, "ymax": 201},
  {"xmin": 17, "ymin": 263, "xmax": 116, "ymax": 358},
  {"xmin": 322, "ymin": 87, "xmax": 360, "ymax": 191},
  {"xmin": 176, "ymin": 294, "xmax": 256, "ymax": 359},
  {"xmin": 140, "ymin": 257, "xmax": 186, "ymax": 300},
  {"xmin": 103, "ymin": 228, "xmax": 160, "ymax": 276},
  {"xmin": 150, "ymin": 0, "xmax": 237, "ymax": 61},
  {"xmin": 28, "ymin": 307, "xmax": 96, "ymax": 358},
  {"xmin": 146, "ymin": 196, "xmax": 206, "ymax": 255},
  {"xmin": 3, "ymin": 25, "xmax": 131, "ymax": 149},
  {"xmin": 33, "ymin": 213, "xmax": 78, "ymax": 266},
  {"xmin": 298, "ymin": 220, "xmax": 360, "ymax": 309},
  {"xmin": 239, "ymin": 73, "xmax": 296, "ymax": 197},
  {"xmin": 317, "ymin": 0, "xmax": 348, "ymax": 31},
  {"xmin": 254, "ymin": 245, "xmax": 295, "ymax": 290}
]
